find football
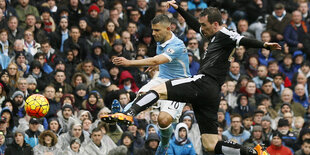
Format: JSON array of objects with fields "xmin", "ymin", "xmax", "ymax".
[{"xmin": 25, "ymin": 94, "xmax": 50, "ymax": 118}]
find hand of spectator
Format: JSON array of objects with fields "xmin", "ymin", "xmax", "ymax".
[
  {"xmin": 112, "ymin": 57, "xmax": 130, "ymax": 66},
  {"xmin": 145, "ymin": 65, "xmax": 159, "ymax": 72},
  {"xmin": 21, "ymin": 63, "xmax": 27, "ymax": 72},
  {"xmin": 276, "ymin": 34, "xmax": 283, "ymax": 40},
  {"xmin": 297, "ymin": 43, "xmax": 303, "ymax": 49},
  {"xmin": 167, "ymin": 0, "xmax": 178, "ymax": 9},
  {"xmin": 263, "ymin": 42, "xmax": 281, "ymax": 51},
  {"xmin": 125, "ymin": 41, "xmax": 134, "ymax": 51}
]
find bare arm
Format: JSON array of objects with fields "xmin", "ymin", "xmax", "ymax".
[{"xmin": 112, "ymin": 54, "xmax": 170, "ymax": 67}]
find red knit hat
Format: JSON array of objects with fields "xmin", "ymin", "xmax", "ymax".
[{"xmin": 88, "ymin": 4, "xmax": 100, "ymax": 14}]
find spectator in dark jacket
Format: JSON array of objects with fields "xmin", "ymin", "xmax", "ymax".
[
  {"xmin": 136, "ymin": 133, "xmax": 160, "ymax": 155},
  {"xmin": 234, "ymin": 94, "xmax": 255, "ymax": 118},
  {"xmin": 284, "ymin": 10, "xmax": 310, "ymax": 54},
  {"xmin": 5, "ymin": 129, "xmax": 33, "ymax": 155}
]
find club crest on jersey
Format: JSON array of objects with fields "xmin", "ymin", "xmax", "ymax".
[{"xmin": 166, "ymin": 48, "xmax": 175, "ymax": 54}]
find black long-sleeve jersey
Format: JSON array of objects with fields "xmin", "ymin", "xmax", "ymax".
[{"xmin": 176, "ymin": 7, "xmax": 266, "ymax": 86}]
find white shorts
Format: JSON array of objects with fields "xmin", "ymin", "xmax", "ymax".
[{"xmin": 139, "ymin": 77, "xmax": 186, "ymax": 119}]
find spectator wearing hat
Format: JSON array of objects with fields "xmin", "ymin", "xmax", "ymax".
[
  {"xmin": 261, "ymin": 116, "xmax": 275, "ymax": 143},
  {"xmin": 86, "ymin": 25, "xmax": 112, "ymax": 53},
  {"xmin": 91, "ymin": 68, "xmax": 112, "ymax": 98},
  {"xmin": 26, "ymin": 60, "xmax": 49, "ymax": 92},
  {"xmin": 74, "ymin": 83, "xmax": 88, "ymax": 109},
  {"xmin": 188, "ymin": 50, "xmax": 200, "ymax": 76},
  {"xmin": 167, "ymin": 122, "xmax": 196, "ymax": 155},
  {"xmin": 82, "ymin": 92, "xmax": 104, "ymax": 121},
  {"xmin": 86, "ymin": 4, "xmax": 104, "ymax": 30},
  {"xmin": 279, "ymin": 54, "xmax": 295, "ymax": 81},
  {"xmin": 118, "ymin": 131, "xmax": 139, "ymax": 155},
  {"xmin": 244, "ymin": 125, "xmax": 269, "ymax": 148},
  {"xmin": 15, "ymin": 51, "xmax": 30, "ymax": 74},
  {"xmin": 47, "ymin": 118, "xmax": 63, "ymax": 137},
  {"xmin": 56, "ymin": 120, "xmax": 90, "ymax": 150},
  {"xmin": 223, "ymin": 114, "xmax": 251, "ymax": 144},
  {"xmin": 33, "ymin": 130, "xmax": 61, "ymax": 154},
  {"xmin": 266, "ymin": 131, "xmax": 293, "ymax": 155},
  {"xmin": 266, "ymin": 3, "xmax": 292, "ymax": 42},
  {"xmin": 5, "ymin": 129, "xmax": 33, "ymax": 155},
  {"xmin": 136, "ymin": 132, "xmax": 160, "ymax": 155},
  {"xmin": 180, "ymin": 110, "xmax": 203, "ymax": 154},
  {"xmin": 62, "ymin": 137, "xmax": 85, "ymax": 155},
  {"xmin": 11, "ymin": 90, "xmax": 25, "ymax": 117},
  {"xmin": 277, "ymin": 118, "xmax": 297, "ymax": 150},
  {"xmin": 293, "ymin": 50, "xmax": 305, "ymax": 72},
  {"xmin": 58, "ymin": 104, "xmax": 75, "ymax": 133},
  {"xmin": 25, "ymin": 118, "xmax": 41, "ymax": 144},
  {"xmin": 87, "ymin": 42, "xmax": 110, "ymax": 71}
]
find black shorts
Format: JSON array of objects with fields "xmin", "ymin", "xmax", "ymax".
[{"xmin": 166, "ymin": 74, "xmax": 220, "ymax": 134}]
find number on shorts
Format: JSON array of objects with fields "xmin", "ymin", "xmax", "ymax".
[{"xmin": 170, "ymin": 101, "xmax": 180, "ymax": 109}]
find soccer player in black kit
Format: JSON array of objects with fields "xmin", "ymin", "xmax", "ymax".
[{"xmin": 103, "ymin": 1, "xmax": 281, "ymax": 154}]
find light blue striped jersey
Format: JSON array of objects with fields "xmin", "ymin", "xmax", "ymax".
[{"xmin": 157, "ymin": 32, "xmax": 190, "ymax": 79}]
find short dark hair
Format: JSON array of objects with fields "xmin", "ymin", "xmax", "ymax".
[
  {"xmin": 200, "ymin": 7, "xmax": 222, "ymax": 25},
  {"xmin": 303, "ymin": 139, "xmax": 310, "ymax": 145},
  {"xmin": 91, "ymin": 127, "xmax": 102, "ymax": 134},
  {"xmin": 151, "ymin": 14, "xmax": 171, "ymax": 25}
]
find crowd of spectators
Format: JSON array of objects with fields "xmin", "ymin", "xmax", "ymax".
[{"xmin": 0, "ymin": 0, "xmax": 310, "ymax": 154}]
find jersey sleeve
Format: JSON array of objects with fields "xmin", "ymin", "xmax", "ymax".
[
  {"xmin": 162, "ymin": 45, "xmax": 185, "ymax": 62},
  {"xmin": 219, "ymin": 28, "xmax": 244, "ymax": 47}
]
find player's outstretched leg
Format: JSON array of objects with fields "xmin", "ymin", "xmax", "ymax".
[
  {"xmin": 156, "ymin": 111, "xmax": 174, "ymax": 155},
  {"xmin": 203, "ymin": 134, "xmax": 257, "ymax": 155},
  {"xmin": 101, "ymin": 90, "xmax": 160, "ymax": 124}
]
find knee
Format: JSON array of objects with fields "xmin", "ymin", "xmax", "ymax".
[
  {"xmin": 158, "ymin": 112, "xmax": 172, "ymax": 128},
  {"xmin": 201, "ymin": 135, "xmax": 217, "ymax": 152}
]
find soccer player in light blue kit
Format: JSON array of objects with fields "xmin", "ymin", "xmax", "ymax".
[{"xmin": 109, "ymin": 14, "xmax": 191, "ymax": 154}]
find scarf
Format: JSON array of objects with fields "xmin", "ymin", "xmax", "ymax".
[
  {"xmin": 272, "ymin": 10, "xmax": 286, "ymax": 21},
  {"xmin": 290, "ymin": 21, "xmax": 308, "ymax": 33},
  {"xmin": 229, "ymin": 71, "xmax": 240, "ymax": 81},
  {"xmin": 86, "ymin": 102, "xmax": 97, "ymax": 113}
]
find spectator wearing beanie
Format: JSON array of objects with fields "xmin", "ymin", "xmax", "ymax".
[
  {"xmin": 266, "ymin": 131, "xmax": 293, "ymax": 155},
  {"xmin": 87, "ymin": 42, "xmax": 110, "ymax": 72},
  {"xmin": 118, "ymin": 131, "xmax": 138, "ymax": 155},
  {"xmin": 5, "ymin": 129, "xmax": 33, "ymax": 155},
  {"xmin": 91, "ymin": 68, "xmax": 111, "ymax": 98},
  {"xmin": 86, "ymin": 4, "xmax": 104, "ymax": 30},
  {"xmin": 58, "ymin": 104, "xmax": 75, "ymax": 133},
  {"xmin": 277, "ymin": 118, "xmax": 297, "ymax": 150},
  {"xmin": 74, "ymin": 83, "xmax": 88, "ymax": 109},
  {"xmin": 243, "ymin": 125, "xmax": 269, "ymax": 148},
  {"xmin": 136, "ymin": 132, "xmax": 160, "ymax": 155},
  {"xmin": 261, "ymin": 116, "xmax": 275, "ymax": 141}
]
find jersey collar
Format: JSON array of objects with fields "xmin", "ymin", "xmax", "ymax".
[{"xmin": 159, "ymin": 32, "xmax": 175, "ymax": 48}]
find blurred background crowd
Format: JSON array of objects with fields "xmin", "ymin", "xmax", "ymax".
[{"xmin": 0, "ymin": 0, "xmax": 310, "ymax": 154}]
